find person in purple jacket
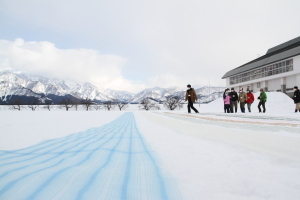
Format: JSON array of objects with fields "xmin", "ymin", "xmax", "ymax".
[{"xmin": 223, "ymin": 92, "xmax": 231, "ymax": 113}]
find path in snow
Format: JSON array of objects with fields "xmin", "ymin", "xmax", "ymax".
[
  {"xmin": 197, "ymin": 112, "xmax": 300, "ymax": 122},
  {"xmin": 157, "ymin": 112, "xmax": 300, "ymax": 134},
  {"xmin": 0, "ymin": 112, "xmax": 181, "ymax": 200},
  {"xmin": 144, "ymin": 112, "xmax": 300, "ymax": 162},
  {"xmin": 165, "ymin": 112, "xmax": 300, "ymax": 127}
]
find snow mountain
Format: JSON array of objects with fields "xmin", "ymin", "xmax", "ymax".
[
  {"xmin": 0, "ymin": 70, "xmax": 134, "ymax": 104},
  {"xmin": 0, "ymin": 70, "xmax": 225, "ymax": 104}
]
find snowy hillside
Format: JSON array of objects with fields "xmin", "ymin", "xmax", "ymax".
[
  {"xmin": 131, "ymin": 86, "xmax": 183, "ymax": 103},
  {"xmin": 0, "ymin": 70, "xmax": 134, "ymax": 103}
]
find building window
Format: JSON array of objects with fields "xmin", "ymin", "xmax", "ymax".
[
  {"xmin": 230, "ymin": 59, "xmax": 293, "ymax": 85},
  {"xmin": 257, "ymin": 82, "xmax": 260, "ymax": 88}
]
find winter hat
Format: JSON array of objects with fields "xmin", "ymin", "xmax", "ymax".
[
  {"xmin": 294, "ymin": 86, "xmax": 298, "ymax": 89},
  {"xmin": 187, "ymin": 84, "xmax": 191, "ymax": 87}
]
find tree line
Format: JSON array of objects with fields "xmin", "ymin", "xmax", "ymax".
[{"xmin": 1, "ymin": 96, "xmax": 184, "ymax": 111}]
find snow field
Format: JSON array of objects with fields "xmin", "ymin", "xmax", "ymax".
[
  {"xmin": 0, "ymin": 113, "xmax": 181, "ymax": 200},
  {"xmin": 136, "ymin": 112, "xmax": 300, "ymax": 200},
  {"xmin": 0, "ymin": 91, "xmax": 299, "ymax": 200},
  {"xmin": 0, "ymin": 111, "xmax": 123, "ymax": 150}
]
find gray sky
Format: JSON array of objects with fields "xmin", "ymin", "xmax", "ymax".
[{"xmin": 0, "ymin": 0, "xmax": 300, "ymax": 92}]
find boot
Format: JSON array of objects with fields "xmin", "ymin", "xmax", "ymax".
[{"xmin": 296, "ymin": 109, "xmax": 298, "ymax": 113}]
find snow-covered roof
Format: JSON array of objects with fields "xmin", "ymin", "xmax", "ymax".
[{"xmin": 222, "ymin": 36, "xmax": 300, "ymax": 79}]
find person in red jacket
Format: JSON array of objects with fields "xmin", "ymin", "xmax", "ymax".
[{"xmin": 246, "ymin": 90, "xmax": 254, "ymax": 112}]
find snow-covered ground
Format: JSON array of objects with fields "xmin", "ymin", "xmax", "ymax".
[{"xmin": 0, "ymin": 92, "xmax": 299, "ymax": 200}]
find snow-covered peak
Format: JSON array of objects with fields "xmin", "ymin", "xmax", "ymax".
[{"xmin": 0, "ymin": 69, "xmax": 225, "ymax": 103}]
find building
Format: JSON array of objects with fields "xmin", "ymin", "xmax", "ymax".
[{"xmin": 222, "ymin": 36, "xmax": 300, "ymax": 97}]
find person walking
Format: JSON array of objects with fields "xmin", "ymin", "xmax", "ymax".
[
  {"xmin": 246, "ymin": 90, "xmax": 254, "ymax": 112},
  {"xmin": 258, "ymin": 88, "xmax": 267, "ymax": 113},
  {"xmin": 238, "ymin": 88, "xmax": 247, "ymax": 113},
  {"xmin": 185, "ymin": 84, "xmax": 199, "ymax": 113},
  {"xmin": 223, "ymin": 92, "xmax": 231, "ymax": 113},
  {"xmin": 223, "ymin": 88, "xmax": 230, "ymax": 113},
  {"xmin": 293, "ymin": 86, "xmax": 300, "ymax": 112},
  {"xmin": 229, "ymin": 88, "xmax": 238, "ymax": 113}
]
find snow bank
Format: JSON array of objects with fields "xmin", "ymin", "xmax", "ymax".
[{"xmin": 202, "ymin": 92, "xmax": 295, "ymax": 113}]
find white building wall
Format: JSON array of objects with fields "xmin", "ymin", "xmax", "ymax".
[
  {"xmin": 268, "ymin": 78, "xmax": 281, "ymax": 91},
  {"xmin": 225, "ymin": 55, "xmax": 300, "ymax": 95},
  {"xmin": 293, "ymin": 55, "xmax": 300, "ymax": 73},
  {"xmin": 286, "ymin": 75, "xmax": 296, "ymax": 89},
  {"xmin": 294, "ymin": 55, "xmax": 300, "ymax": 87},
  {"xmin": 297, "ymin": 74, "xmax": 300, "ymax": 87}
]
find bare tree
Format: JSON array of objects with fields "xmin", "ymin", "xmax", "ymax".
[
  {"xmin": 73, "ymin": 99, "xmax": 81, "ymax": 111},
  {"xmin": 28, "ymin": 99, "xmax": 39, "ymax": 111},
  {"xmin": 178, "ymin": 102, "xmax": 184, "ymax": 110},
  {"xmin": 139, "ymin": 98, "xmax": 155, "ymax": 111},
  {"xmin": 93, "ymin": 103, "xmax": 103, "ymax": 111},
  {"xmin": 81, "ymin": 97, "xmax": 93, "ymax": 111},
  {"xmin": 116, "ymin": 101, "xmax": 128, "ymax": 111},
  {"xmin": 163, "ymin": 96, "xmax": 182, "ymax": 110},
  {"xmin": 43, "ymin": 100, "xmax": 53, "ymax": 111},
  {"xmin": 103, "ymin": 101, "xmax": 116, "ymax": 111},
  {"xmin": 10, "ymin": 98, "xmax": 23, "ymax": 111},
  {"xmin": 59, "ymin": 97, "xmax": 73, "ymax": 111},
  {"xmin": 155, "ymin": 104, "xmax": 161, "ymax": 110}
]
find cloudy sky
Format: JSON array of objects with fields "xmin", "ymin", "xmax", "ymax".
[{"xmin": 0, "ymin": 0, "xmax": 300, "ymax": 92}]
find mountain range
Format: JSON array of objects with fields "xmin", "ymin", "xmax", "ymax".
[{"xmin": 0, "ymin": 70, "xmax": 225, "ymax": 104}]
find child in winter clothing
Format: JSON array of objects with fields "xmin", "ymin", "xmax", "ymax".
[
  {"xmin": 223, "ymin": 88, "xmax": 230, "ymax": 113},
  {"xmin": 223, "ymin": 92, "xmax": 231, "ymax": 113}
]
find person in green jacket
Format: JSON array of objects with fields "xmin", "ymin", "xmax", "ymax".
[{"xmin": 257, "ymin": 88, "xmax": 267, "ymax": 113}]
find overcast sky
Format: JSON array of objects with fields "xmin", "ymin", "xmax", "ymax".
[{"xmin": 0, "ymin": 0, "xmax": 300, "ymax": 92}]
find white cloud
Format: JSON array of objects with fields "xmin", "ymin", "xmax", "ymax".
[
  {"xmin": 0, "ymin": 38, "xmax": 224, "ymax": 92},
  {"xmin": 0, "ymin": 38, "xmax": 145, "ymax": 92},
  {"xmin": 1, "ymin": 0, "xmax": 299, "ymax": 92}
]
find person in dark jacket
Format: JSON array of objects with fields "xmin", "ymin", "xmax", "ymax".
[
  {"xmin": 223, "ymin": 88, "xmax": 230, "ymax": 113},
  {"xmin": 229, "ymin": 88, "xmax": 238, "ymax": 113},
  {"xmin": 258, "ymin": 88, "xmax": 267, "ymax": 113},
  {"xmin": 293, "ymin": 86, "xmax": 300, "ymax": 112},
  {"xmin": 185, "ymin": 84, "xmax": 199, "ymax": 113},
  {"xmin": 238, "ymin": 88, "xmax": 247, "ymax": 113}
]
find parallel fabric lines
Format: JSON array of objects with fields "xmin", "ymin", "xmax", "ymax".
[{"xmin": 0, "ymin": 113, "xmax": 181, "ymax": 200}]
